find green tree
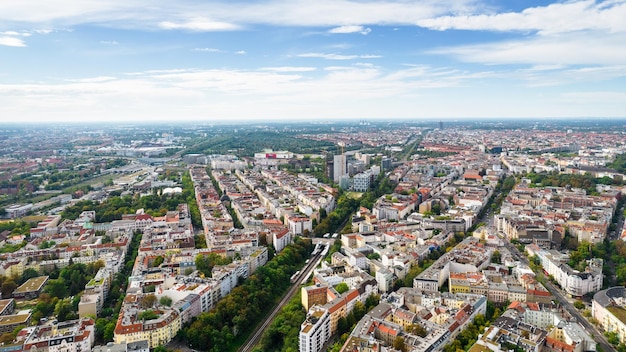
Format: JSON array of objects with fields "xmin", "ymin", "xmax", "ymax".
[
  {"xmin": 491, "ymin": 250, "xmax": 502, "ymax": 264},
  {"xmin": 335, "ymin": 282, "xmax": 349, "ymax": 294},
  {"xmin": 142, "ymin": 294, "xmax": 157, "ymax": 309},
  {"xmin": 103, "ymin": 322, "xmax": 115, "ymax": 342},
  {"xmin": 0, "ymin": 280, "xmax": 17, "ymax": 298},
  {"xmin": 393, "ymin": 336, "xmax": 407, "ymax": 352},
  {"xmin": 152, "ymin": 256, "xmax": 164, "ymax": 267},
  {"xmin": 159, "ymin": 296, "xmax": 173, "ymax": 307}
]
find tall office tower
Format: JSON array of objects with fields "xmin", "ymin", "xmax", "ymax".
[{"xmin": 333, "ymin": 154, "xmax": 346, "ymax": 183}]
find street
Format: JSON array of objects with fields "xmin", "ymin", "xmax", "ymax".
[{"xmin": 503, "ymin": 240, "xmax": 616, "ymax": 352}]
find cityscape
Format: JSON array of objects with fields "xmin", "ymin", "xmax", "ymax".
[
  {"xmin": 0, "ymin": 120, "xmax": 626, "ymax": 352},
  {"xmin": 1, "ymin": 0, "xmax": 626, "ymax": 351}
]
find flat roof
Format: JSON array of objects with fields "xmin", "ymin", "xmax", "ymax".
[
  {"xmin": 0, "ymin": 313, "xmax": 30, "ymax": 326},
  {"xmin": 0, "ymin": 299, "xmax": 14, "ymax": 312},
  {"xmin": 14, "ymin": 276, "xmax": 49, "ymax": 294},
  {"xmin": 607, "ymin": 306, "xmax": 626, "ymax": 325}
]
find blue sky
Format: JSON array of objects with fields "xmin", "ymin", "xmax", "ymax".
[{"xmin": 0, "ymin": 0, "xmax": 625, "ymax": 123}]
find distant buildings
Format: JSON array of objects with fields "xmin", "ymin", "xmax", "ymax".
[{"xmin": 5, "ymin": 204, "xmax": 33, "ymax": 219}]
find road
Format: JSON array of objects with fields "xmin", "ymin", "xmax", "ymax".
[
  {"xmin": 238, "ymin": 245, "xmax": 326, "ymax": 352},
  {"xmin": 503, "ymin": 241, "xmax": 616, "ymax": 352}
]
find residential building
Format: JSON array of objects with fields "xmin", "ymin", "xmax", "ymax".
[
  {"xmin": 334, "ymin": 154, "xmax": 347, "ymax": 184},
  {"xmin": 12, "ymin": 276, "xmax": 48, "ymax": 300},
  {"xmin": 593, "ymin": 287, "xmax": 626, "ymax": 344},
  {"xmin": 300, "ymin": 306, "xmax": 331, "ymax": 352},
  {"xmin": 22, "ymin": 318, "xmax": 95, "ymax": 352}
]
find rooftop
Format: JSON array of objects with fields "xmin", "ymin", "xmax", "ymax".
[
  {"xmin": 14, "ymin": 276, "xmax": 49, "ymax": 294},
  {"xmin": 607, "ymin": 306, "xmax": 626, "ymax": 325},
  {"xmin": 0, "ymin": 312, "xmax": 30, "ymax": 326},
  {"xmin": 0, "ymin": 299, "xmax": 14, "ymax": 313}
]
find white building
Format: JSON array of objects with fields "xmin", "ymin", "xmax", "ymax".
[
  {"xmin": 352, "ymin": 171, "xmax": 372, "ymax": 192},
  {"xmin": 299, "ymin": 306, "xmax": 331, "ymax": 352},
  {"xmin": 273, "ymin": 230, "xmax": 292, "ymax": 253},
  {"xmin": 5, "ymin": 204, "xmax": 33, "ymax": 218},
  {"xmin": 333, "ymin": 154, "xmax": 347, "ymax": 184},
  {"xmin": 593, "ymin": 286, "xmax": 626, "ymax": 344},
  {"xmin": 529, "ymin": 245, "xmax": 603, "ymax": 297},
  {"xmin": 287, "ymin": 216, "xmax": 312, "ymax": 235}
]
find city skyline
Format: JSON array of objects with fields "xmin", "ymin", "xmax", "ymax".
[{"xmin": 1, "ymin": 0, "xmax": 625, "ymax": 122}]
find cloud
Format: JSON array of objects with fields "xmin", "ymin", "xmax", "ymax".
[
  {"xmin": 328, "ymin": 25, "xmax": 371, "ymax": 35},
  {"xmin": 260, "ymin": 67, "xmax": 317, "ymax": 72},
  {"xmin": 100, "ymin": 40, "xmax": 119, "ymax": 45},
  {"xmin": 1, "ymin": 64, "xmax": 624, "ymax": 122},
  {"xmin": 193, "ymin": 47, "xmax": 223, "ymax": 52},
  {"xmin": 0, "ymin": 31, "xmax": 31, "ymax": 37},
  {"xmin": 0, "ymin": 0, "xmax": 476, "ymax": 30},
  {"xmin": 298, "ymin": 53, "xmax": 382, "ymax": 60},
  {"xmin": 561, "ymin": 91, "xmax": 626, "ymax": 103},
  {"xmin": 0, "ymin": 36, "xmax": 26, "ymax": 47},
  {"xmin": 428, "ymin": 32, "xmax": 626, "ymax": 66},
  {"xmin": 159, "ymin": 20, "xmax": 240, "ymax": 31},
  {"xmin": 235, "ymin": 50, "xmax": 246, "ymax": 55},
  {"xmin": 417, "ymin": 0, "xmax": 626, "ymax": 35},
  {"xmin": 66, "ymin": 76, "xmax": 118, "ymax": 83}
]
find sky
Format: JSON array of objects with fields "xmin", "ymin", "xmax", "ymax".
[{"xmin": 0, "ymin": 0, "xmax": 625, "ymax": 123}]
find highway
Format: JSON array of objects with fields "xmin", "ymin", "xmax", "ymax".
[
  {"xmin": 238, "ymin": 244, "xmax": 327, "ymax": 352},
  {"xmin": 503, "ymin": 240, "xmax": 616, "ymax": 352}
]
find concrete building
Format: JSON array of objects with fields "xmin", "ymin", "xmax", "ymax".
[
  {"xmin": 0, "ymin": 299, "xmax": 15, "ymax": 316},
  {"xmin": 5, "ymin": 204, "xmax": 33, "ymax": 218},
  {"xmin": 0, "ymin": 311, "xmax": 31, "ymax": 334},
  {"xmin": 300, "ymin": 306, "xmax": 331, "ymax": 352},
  {"xmin": 334, "ymin": 154, "xmax": 347, "ymax": 184},
  {"xmin": 22, "ymin": 318, "xmax": 95, "ymax": 352},
  {"xmin": 114, "ymin": 294, "xmax": 182, "ymax": 348},
  {"xmin": 593, "ymin": 287, "xmax": 626, "ymax": 344},
  {"xmin": 352, "ymin": 171, "xmax": 372, "ymax": 192},
  {"xmin": 527, "ymin": 245, "xmax": 603, "ymax": 297},
  {"xmin": 13, "ymin": 276, "xmax": 48, "ymax": 300}
]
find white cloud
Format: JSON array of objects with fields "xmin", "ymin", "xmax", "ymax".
[
  {"xmin": 235, "ymin": 50, "xmax": 246, "ymax": 55},
  {"xmin": 417, "ymin": 0, "xmax": 626, "ymax": 35},
  {"xmin": 0, "ymin": 31, "xmax": 31, "ymax": 37},
  {"xmin": 0, "ymin": 36, "xmax": 26, "ymax": 47},
  {"xmin": 193, "ymin": 47, "xmax": 223, "ymax": 52},
  {"xmin": 561, "ymin": 91, "xmax": 626, "ymax": 103},
  {"xmin": 1, "ymin": 65, "xmax": 624, "ymax": 122},
  {"xmin": 100, "ymin": 40, "xmax": 119, "ymax": 45},
  {"xmin": 159, "ymin": 20, "xmax": 240, "ymax": 31},
  {"xmin": 0, "ymin": 0, "xmax": 476, "ymax": 29},
  {"xmin": 428, "ymin": 32, "xmax": 626, "ymax": 66},
  {"xmin": 328, "ymin": 25, "xmax": 371, "ymax": 35},
  {"xmin": 66, "ymin": 76, "xmax": 118, "ymax": 83},
  {"xmin": 260, "ymin": 67, "xmax": 317, "ymax": 72},
  {"xmin": 0, "ymin": 64, "xmax": 497, "ymax": 122},
  {"xmin": 298, "ymin": 53, "xmax": 382, "ymax": 60}
]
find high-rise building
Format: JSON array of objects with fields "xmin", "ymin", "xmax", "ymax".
[
  {"xmin": 299, "ymin": 306, "xmax": 330, "ymax": 352},
  {"xmin": 353, "ymin": 171, "xmax": 372, "ymax": 192},
  {"xmin": 333, "ymin": 154, "xmax": 346, "ymax": 184},
  {"xmin": 381, "ymin": 157, "xmax": 392, "ymax": 171}
]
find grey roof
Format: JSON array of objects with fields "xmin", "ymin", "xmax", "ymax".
[{"xmin": 593, "ymin": 286, "xmax": 626, "ymax": 307}]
